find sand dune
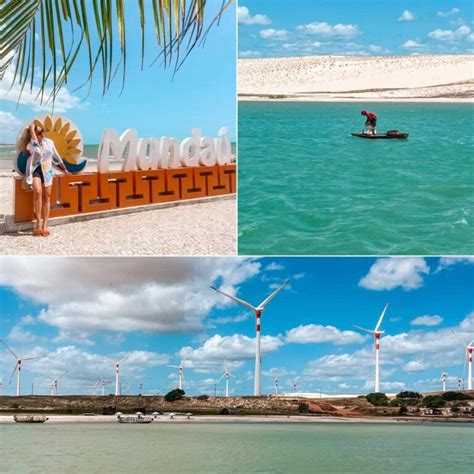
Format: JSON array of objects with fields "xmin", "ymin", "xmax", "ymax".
[{"xmin": 238, "ymin": 55, "xmax": 474, "ymax": 101}]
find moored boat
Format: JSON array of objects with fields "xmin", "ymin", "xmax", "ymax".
[
  {"xmin": 117, "ymin": 414, "xmax": 153, "ymax": 424},
  {"xmin": 13, "ymin": 415, "xmax": 48, "ymax": 423}
]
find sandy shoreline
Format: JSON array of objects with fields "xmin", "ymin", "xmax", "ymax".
[
  {"xmin": 238, "ymin": 55, "xmax": 474, "ymax": 102},
  {"xmin": 0, "ymin": 170, "xmax": 236, "ymax": 256},
  {"xmin": 0, "ymin": 414, "xmax": 470, "ymax": 424}
]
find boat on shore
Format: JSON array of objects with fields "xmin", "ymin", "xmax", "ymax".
[
  {"xmin": 117, "ymin": 414, "xmax": 153, "ymax": 424},
  {"xmin": 351, "ymin": 130, "xmax": 409, "ymax": 140},
  {"xmin": 13, "ymin": 415, "xmax": 49, "ymax": 423}
]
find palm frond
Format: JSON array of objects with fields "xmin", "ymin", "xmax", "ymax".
[{"xmin": 1, "ymin": 0, "xmax": 234, "ymax": 108}]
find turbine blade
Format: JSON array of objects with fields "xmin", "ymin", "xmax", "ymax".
[
  {"xmin": 374, "ymin": 304, "xmax": 388, "ymax": 332},
  {"xmin": 167, "ymin": 365, "xmax": 180, "ymax": 369},
  {"xmin": 352, "ymin": 324, "xmax": 375, "ymax": 334},
  {"xmin": 218, "ymin": 373, "xmax": 226, "ymax": 382},
  {"xmin": 210, "ymin": 286, "xmax": 257, "ymax": 312},
  {"xmin": 451, "ymin": 329, "xmax": 468, "ymax": 348},
  {"xmin": 119, "ymin": 355, "xmax": 129, "ymax": 364},
  {"xmin": 9, "ymin": 362, "xmax": 19, "ymax": 385},
  {"xmin": 0, "ymin": 340, "xmax": 18, "ymax": 359},
  {"xmin": 22, "ymin": 355, "xmax": 47, "ymax": 361},
  {"xmin": 258, "ymin": 279, "xmax": 291, "ymax": 308},
  {"xmin": 229, "ymin": 373, "xmax": 236, "ymax": 378}
]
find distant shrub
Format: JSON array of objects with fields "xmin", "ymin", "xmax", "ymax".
[
  {"xmin": 366, "ymin": 393, "xmax": 389, "ymax": 406},
  {"xmin": 10, "ymin": 403, "xmax": 18, "ymax": 409},
  {"xmin": 298, "ymin": 403, "xmax": 309, "ymax": 413},
  {"xmin": 197, "ymin": 395, "xmax": 209, "ymax": 400},
  {"xmin": 398, "ymin": 405, "xmax": 408, "ymax": 416},
  {"xmin": 220, "ymin": 408, "xmax": 231, "ymax": 415},
  {"xmin": 390, "ymin": 398, "xmax": 404, "ymax": 407},
  {"xmin": 442, "ymin": 391, "xmax": 471, "ymax": 401},
  {"xmin": 422, "ymin": 396, "xmax": 445, "ymax": 408},
  {"xmin": 164, "ymin": 389, "xmax": 185, "ymax": 402},
  {"xmin": 397, "ymin": 391, "xmax": 422, "ymax": 400}
]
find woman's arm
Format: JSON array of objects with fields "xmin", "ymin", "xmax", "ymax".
[{"xmin": 50, "ymin": 140, "xmax": 71, "ymax": 175}]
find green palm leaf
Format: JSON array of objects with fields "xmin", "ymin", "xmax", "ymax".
[{"xmin": 0, "ymin": 0, "xmax": 233, "ymax": 108}]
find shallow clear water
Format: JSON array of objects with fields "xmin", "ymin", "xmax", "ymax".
[
  {"xmin": 238, "ymin": 102, "xmax": 474, "ymax": 255},
  {"xmin": 0, "ymin": 422, "xmax": 472, "ymax": 473}
]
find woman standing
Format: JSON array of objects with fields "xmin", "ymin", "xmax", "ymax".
[{"xmin": 21, "ymin": 124, "xmax": 71, "ymax": 236}]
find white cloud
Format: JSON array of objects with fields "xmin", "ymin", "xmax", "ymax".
[
  {"xmin": 0, "ymin": 345, "xmax": 169, "ymax": 394},
  {"xmin": 403, "ymin": 360, "xmax": 428, "ymax": 372},
  {"xmin": 1, "ymin": 67, "xmax": 85, "ymax": 114},
  {"xmin": 296, "ymin": 22, "xmax": 360, "ymax": 38},
  {"xmin": 402, "ymin": 39, "xmax": 424, "ymax": 49},
  {"xmin": 399, "ymin": 10, "xmax": 415, "ymax": 22},
  {"xmin": 265, "ymin": 262, "xmax": 285, "ymax": 271},
  {"xmin": 359, "ymin": 257, "xmax": 430, "ymax": 291},
  {"xmin": 285, "ymin": 324, "xmax": 367, "ymax": 345},
  {"xmin": 437, "ymin": 8, "xmax": 460, "ymax": 17},
  {"xmin": 410, "ymin": 315, "xmax": 444, "ymax": 327},
  {"xmin": 0, "ymin": 257, "xmax": 261, "ymax": 337},
  {"xmin": 428, "ymin": 25, "xmax": 471, "ymax": 41},
  {"xmin": 368, "ymin": 44, "xmax": 390, "ymax": 54},
  {"xmin": 178, "ymin": 333, "xmax": 284, "ymax": 368},
  {"xmin": 260, "ymin": 29, "xmax": 288, "ymax": 40},
  {"xmin": 239, "ymin": 50, "xmax": 262, "ymax": 58},
  {"xmin": 238, "ymin": 7, "xmax": 271, "ymax": 25},
  {"xmin": 436, "ymin": 256, "xmax": 474, "ymax": 272}
]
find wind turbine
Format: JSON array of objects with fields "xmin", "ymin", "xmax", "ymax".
[
  {"xmin": 274, "ymin": 377, "xmax": 279, "ymax": 395},
  {"xmin": 352, "ymin": 304, "xmax": 388, "ymax": 393},
  {"xmin": 210, "ymin": 278, "xmax": 290, "ymax": 396},
  {"xmin": 167, "ymin": 360, "xmax": 186, "ymax": 390},
  {"xmin": 451, "ymin": 330, "xmax": 473, "ymax": 390},
  {"xmin": 98, "ymin": 378, "xmax": 111, "ymax": 396},
  {"xmin": 441, "ymin": 372, "xmax": 447, "ymax": 392},
  {"xmin": 0, "ymin": 340, "xmax": 47, "ymax": 396},
  {"xmin": 290, "ymin": 375, "xmax": 298, "ymax": 393},
  {"xmin": 218, "ymin": 363, "xmax": 235, "ymax": 397},
  {"xmin": 107, "ymin": 356, "xmax": 129, "ymax": 396},
  {"xmin": 49, "ymin": 372, "xmax": 68, "ymax": 396}
]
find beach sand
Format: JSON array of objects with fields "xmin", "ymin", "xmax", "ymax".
[
  {"xmin": 0, "ymin": 171, "xmax": 236, "ymax": 256},
  {"xmin": 0, "ymin": 414, "xmax": 469, "ymax": 424},
  {"xmin": 238, "ymin": 55, "xmax": 474, "ymax": 101}
]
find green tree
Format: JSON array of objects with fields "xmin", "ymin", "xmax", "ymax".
[
  {"xmin": 3, "ymin": 0, "xmax": 233, "ymax": 106},
  {"xmin": 164, "ymin": 388, "xmax": 185, "ymax": 402},
  {"xmin": 366, "ymin": 392, "xmax": 389, "ymax": 406},
  {"xmin": 422, "ymin": 396, "xmax": 445, "ymax": 408}
]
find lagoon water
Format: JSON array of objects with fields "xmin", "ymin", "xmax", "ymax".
[
  {"xmin": 238, "ymin": 102, "xmax": 474, "ymax": 255},
  {"xmin": 0, "ymin": 422, "xmax": 472, "ymax": 473}
]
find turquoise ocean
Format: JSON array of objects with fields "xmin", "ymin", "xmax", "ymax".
[
  {"xmin": 238, "ymin": 102, "xmax": 474, "ymax": 255},
  {"xmin": 0, "ymin": 422, "xmax": 472, "ymax": 473}
]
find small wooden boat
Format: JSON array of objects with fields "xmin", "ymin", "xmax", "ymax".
[
  {"xmin": 351, "ymin": 130, "xmax": 409, "ymax": 140},
  {"xmin": 13, "ymin": 415, "xmax": 48, "ymax": 423},
  {"xmin": 117, "ymin": 414, "xmax": 153, "ymax": 424}
]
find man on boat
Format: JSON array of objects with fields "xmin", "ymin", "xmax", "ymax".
[{"xmin": 361, "ymin": 110, "xmax": 377, "ymax": 135}]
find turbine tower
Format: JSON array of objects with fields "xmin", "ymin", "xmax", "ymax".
[
  {"xmin": 451, "ymin": 330, "xmax": 473, "ymax": 391},
  {"xmin": 441, "ymin": 372, "xmax": 447, "ymax": 392},
  {"xmin": 0, "ymin": 340, "xmax": 46, "ymax": 396},
  {"xmin": 290, "ymin": 375, "xmax": 298, "ymax": 393},
  {"xmin": 218, "ymin": 363, "xmax": 235, "ymax": 397},
  {"xmin": 167, "ymin": 360, "xmax": 186, "ymax": 390},
  {"xmin": 108, "ymin": 356, "xmax": 128, "ymax": 396},
  {"xmin": 274, "ymin": 377, "xmax": 279, "ymax": 395},
  {"xmin": 353, "ymin": 304, "xmax": 388, "ymax": 393},
  {"xmin": 211, "ymin": 278, "xmax": 290, "ymax": 396},
  {"xmin": 50, "ymin": 372, "xmax": 67, "ymax": 396}
]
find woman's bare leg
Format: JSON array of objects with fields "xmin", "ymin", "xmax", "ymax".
[
  {"xmin": 32, "ymin": 177, "xmax": 43, "ymax": 231},
  {"xmin": 42, "ymin": 185, "xmax": 52, "ymax": 234}
]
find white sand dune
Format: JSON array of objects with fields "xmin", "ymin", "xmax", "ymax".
[{"xmin": 238, "ymin": 55, "xmax": 474, "ymax": 101}]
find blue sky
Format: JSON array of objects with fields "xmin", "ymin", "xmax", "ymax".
[
  {"xmin": 0, "ymin": 257, "xmax": 473, "ymax": 396},
  {"xmin": 0, "ymin": 1, "xmax": 236, "ymax": 144},
  {"xmin": 239, "ymin": 1, "xmax": 474, "ymax": 58}
]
